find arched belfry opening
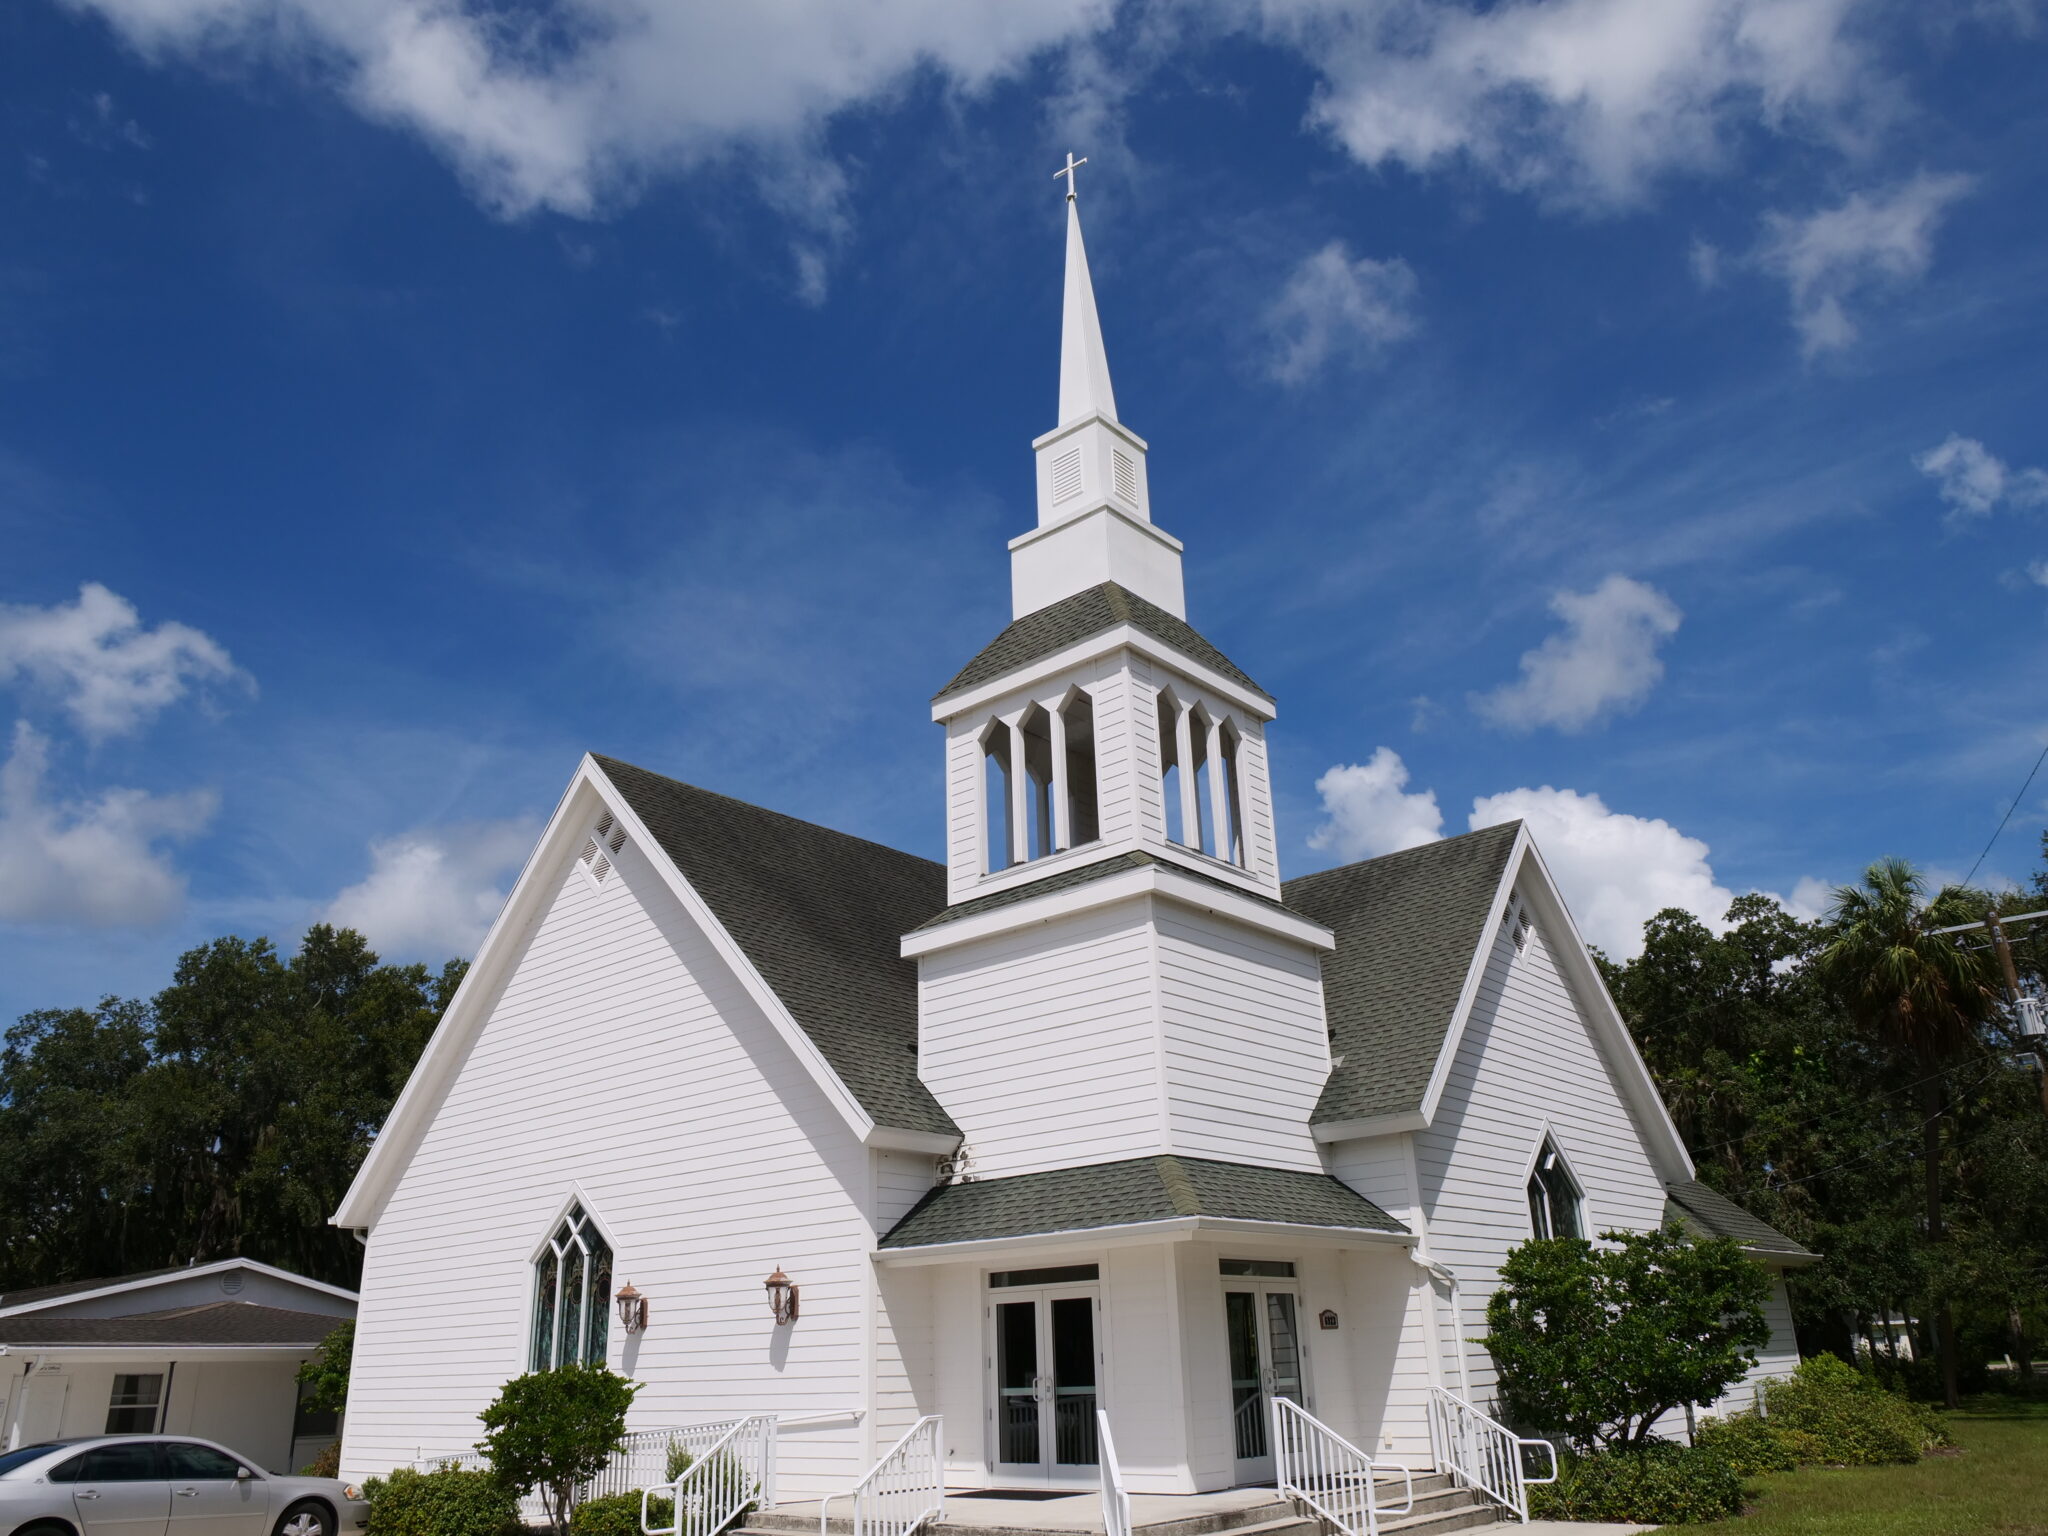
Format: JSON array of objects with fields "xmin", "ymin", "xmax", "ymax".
[{"xmin": 1059, "ymin": 690, "xmax": 1100, "ymax": 848}]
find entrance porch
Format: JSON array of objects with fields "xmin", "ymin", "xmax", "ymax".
[{"xmin": 874, "ymin": 1218, "xmax": 1433, "ymax": 1496}]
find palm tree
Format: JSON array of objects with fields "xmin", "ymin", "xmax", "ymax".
[{"xmin": 1819, "ymin": 857, "xmax": 2001, "ymax": 1408}]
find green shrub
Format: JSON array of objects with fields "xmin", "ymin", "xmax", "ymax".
[
  {"xmin": 479, "ymin": 1363, "xmax": 640, "ymax": 1533},
  {"xmin": 1529, "ymin": 1442, "xmax": 1745, "ymax": 1525},
  {"xmin": 298, "ymin": 1441, "xmax": 342, "ymax": 1478},
  {"xmin": 570, "ymin": 1491, "xmax": 672, "ymax": 1536},
  {"xmin": 1484, "ymin": 1226, "xmax": 1771, "ymax": 1450},
  {"xmin": 1694, "ymin": 1411, "xmax": 1797, "ymax": 1476},
  {"xmin": 663, "ymin": 1442, "xmax": 694, "ymax": 1484},
  {"xmin": 363, "ymin": 1465, "xmax": 522, "ymax": 1536},
  {"xmin": 1761, "ymin": 1354, "xmax": 1951, "ymax": 1466}
]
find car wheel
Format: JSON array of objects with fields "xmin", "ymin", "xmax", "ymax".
[
  {"xmin": 274, "ymin": 1500, "xmax": 335, "ymax": 1536},
  {"xmin": 14, "ymin": 1522, "xmax": 79, "ymax": 1536}
]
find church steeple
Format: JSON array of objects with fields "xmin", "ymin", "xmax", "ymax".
[{"xmin": 1010, "ymin": 158, "xmax": 1186, "ymax": 621}]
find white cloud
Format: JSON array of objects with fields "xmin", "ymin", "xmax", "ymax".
[
  {"xmin": 1689, "ymin": 237, "xmax": 1724, "ymax": 289},
  {"xmin": 1263, "ymin": 240, "xmax": 1419, "ymax": 385},
  {"xmin": 0, "ymin": 721, "xmax": 216, "ymax": 927},
  {"xmin": 63, "ymin": 0, "xmax": 1107, "ymax": 228},
  {"xmin": 1260, "ymin": 0, "xmax": 1873, "ymax": 207},
  {"xmin": 1913, "ymin": 433, "xmax": 2048, "ymax": 520},
  {"xmin": 1785, "ymin": 874, "xmax": 1833, "ymax": 920},
  {"xmin": 0, "ymin": 582, "xmax": 248, "ymax": 741},
  {"xmin": 1759, "ymin": 172, "xmax": 1974, "ymax": 357},
  {"xmin": 2028, "ymin": 559, "xmax": 2048, "ymax": 588},
  {"xmin": 1307, "ymin": 747, "xmax": 1444, "ymax": 860},
  {"xmin": 1473, "ymin": 574, "xmax": 1682, "ymax": 733},
  {"xmin": 1470, "ymin": 785, "xmax": 1735, "ymax": 958},
  {"xmin": 324, "ymin": 818, "xmax": 539, "ymax": 959}
]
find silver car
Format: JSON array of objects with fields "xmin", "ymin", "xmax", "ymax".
[{"xmin": 0, "ymin": 1434, "xmax": 368, "ymax": 1536}]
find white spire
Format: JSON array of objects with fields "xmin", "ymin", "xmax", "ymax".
[
  {"xmin": 1014, "ymin": 156, "xmax": 1183, "ymax": 621},
  {"xmin": 1056, "ymin": 168, "xmax": 1118, "ymax": 426}
]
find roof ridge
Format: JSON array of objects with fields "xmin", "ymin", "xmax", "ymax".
[
  {"xmin": 1283, "ymin": 819, "xmax": 1522, "ymax": 895},
  {"xmin": 591, "ymin": 755, "xmax": 943, "ymax": 874}
]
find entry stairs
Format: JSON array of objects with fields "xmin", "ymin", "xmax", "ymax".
[{"xmin": 740, "ymin": 1476, "xmax": 1504, "ymax": 1536}]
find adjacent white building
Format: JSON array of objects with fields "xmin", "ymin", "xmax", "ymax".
[
  {"xmin": 0, "ymin": 1258, "xmax": 356, "ymax": 1474},
  {"xmin": 331, "ymin": 182, "xmax": 1811, "ymax": 1503}
]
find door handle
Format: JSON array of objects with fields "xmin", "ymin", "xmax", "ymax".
[
  {"xmin": 176, "ymin": 1486, "xmax": 200, "ymax": 1496},
  {"xmin": 77, "ymin": 1490, "xmax": 101, "ymax": 1500}
]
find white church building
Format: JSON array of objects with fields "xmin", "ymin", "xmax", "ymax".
[{"xmin": 332, "ymin": 177, "xmax": 1811, "ymax": 1519}]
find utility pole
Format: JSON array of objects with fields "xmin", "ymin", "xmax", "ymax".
[{"xmin": 1985, "ymin": 909, "xmax": 2048, "ymax": 1115}]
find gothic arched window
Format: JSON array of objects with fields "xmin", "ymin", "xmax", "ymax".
[
  {"xmin": 1526, "ymin": 1140, "xmax": 1583, "ymax": 1241},
  {"xmin": 531, "ymin": 1203, "xmax": 614, "ymax": 1370}
]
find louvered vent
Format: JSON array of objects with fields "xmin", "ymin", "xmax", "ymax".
[
  {"xmin": 578, "ymin": 812, "xmax": 628, "ymax": 889},
  {"xmin": 219, "ymin": 1271, "xmax": 243, "ymax": 1296},
  {"xmin": 1112, "ymin": 449, "xmax": 1137, "ymax": 504},
  {"xmin": 1051, "ymin": 449, "xmax": 1083, "ymax": 503}
]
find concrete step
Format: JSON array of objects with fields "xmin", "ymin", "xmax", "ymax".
[{"xmin": 1376, "ymin": 1498, "xmax": 1508, "ymax": 1536}]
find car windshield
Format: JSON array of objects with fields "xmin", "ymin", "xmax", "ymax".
[{"xmin": 0, "ymin": 1443, "xmax": 65, "ymax": 1477}]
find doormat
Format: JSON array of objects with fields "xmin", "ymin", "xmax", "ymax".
[{"xmin": 950, "ymin": 1491, "xmax": 1082, "ymax": 1501}]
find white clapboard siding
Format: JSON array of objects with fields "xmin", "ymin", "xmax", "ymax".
[
  {"xmin": 1327, "ymin": 1135, "xmax": 1414, "ymax": 1224},
  {"xmin": 917, "ymin": 903, "xmax": 1165, "ymax": 1178},
  {"xmin": 341, "ymin": 836, "xmax": 873, "ymax": 1495},
  {"xmin": 1410, "ymin": 893, "xmax": 1671, "ymax": 1406},
  {"xmin": 1154, "ymin": 906, "xmax": 1327, "ymax": 1170}
]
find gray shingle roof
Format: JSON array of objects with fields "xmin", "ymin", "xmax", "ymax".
[
  {"xmin": 594, "ymin": 757, "xmax": 958, "ymax": 1138},
  {"xmin": 911, "ymin": 850, "xmax": 1309, "ymax": 933},
  {"xmin": 0, "ymin": 1265, "xmax": 193, "ymax": 1312},
  {"xmin": 881, "ymin": 1154, "xmax": 1408, "ymax": 1249},
  {"xmin": 0, "ymin": 1302, "xmax": 342, "ymax": 1348},
  {"xmin": 1285, "ymin": 823, "xmax": 1522, "ymax": 1126},
  {"xmin": 1664, "ymin": 1180, "xmax": 1815, "ymax": 1260},
  {"xmin": 935, "ymin": 583, "xmax": 1267, "ymax": 703}
]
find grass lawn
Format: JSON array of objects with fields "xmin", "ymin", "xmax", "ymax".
[{"xmin": 1691, "ymin": 1398, "xmax": 2048, "ymax": 1535}]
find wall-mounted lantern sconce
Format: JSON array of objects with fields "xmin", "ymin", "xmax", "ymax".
[
  {"xmin": 764, "ymin": 1266, "xmax": 799, "ymax": 1326},
  {"xmin": 616, "ymin": 1281, "xmax": 649, "ymax": 1334}
]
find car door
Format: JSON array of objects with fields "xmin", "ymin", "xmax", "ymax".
[
  {"xmin": 163, "ymin": 1441, "xmax": 270, "ymax": 1536},
  {"xmin": 53, "ymin": 1441, "xmax": 171, "ymax": 1536}
]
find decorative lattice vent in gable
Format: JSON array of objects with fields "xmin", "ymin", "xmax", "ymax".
[
  {"xmin": 578, "ymin": 811, "xmax": 630, "ymax": 890},
  {"xmin": 1501, "ymin": 899, "xmax": 1533, "ymax": 954}
]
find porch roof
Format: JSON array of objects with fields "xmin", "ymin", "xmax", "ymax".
[
  {"xmin": 879, "ymin": 1154, "xmax": 1409, "ymax": 1251},
  {"xmin": 0, "ymin": 1301, "xmax": 342, "ymax": 1348},
  {"xmin": 1663, "ymin": 1179, "xmax": 1817, "ymax": 1264}
]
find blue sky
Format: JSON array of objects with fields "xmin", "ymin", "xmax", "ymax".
[{"xmin": 3, "ymin": 0, "xmax": 2046, "ymax": 1016}]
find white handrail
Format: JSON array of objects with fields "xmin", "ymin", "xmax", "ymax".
[
  {"xmin": 643, "ymin": 1415, "xmax": 776, "ymax": 1536},
  {"xmin": 1425, "ymin": 1386, "xmax": 1555, "ymax": 1524},
  {"xmin": 820, "ymin": 1415, "xmax": 944, "ymax": 1536},
  {"xmin": 1272, "ymin": 1397, "xmax": 1411, "ymax": 1536},
  {"xmin": 1097, "ymin": 1411, "xmax": 1132, "ymax": 1536}
]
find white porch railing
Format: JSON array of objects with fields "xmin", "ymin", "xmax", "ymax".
[
  {"xmin": 1272, "ymin": 1397, "xmax": 1412, "ymax": 1536},
  {"xmin": 1097, "ymin": 1411, "xmax": 1132, "ymax": 1536},
  {"xmin": 643, "ymin": 1414, "xmax": 777, "ymax": 1536},
  {"xmin": 413, "ymin": 1420, "xmax": 759, "ymax": 1524},
  {"xmin": 1425, "ymin": 1387, "xmax": 1557, "ymax": 1524},
  {"xmin": 821, "ymin": 1415, "xmax": 943, "ymax": 1536}
]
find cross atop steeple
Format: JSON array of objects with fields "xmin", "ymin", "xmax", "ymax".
[{"xmin": 1053, "ymin": 152, "xmax": 1088, "ymax": 202}]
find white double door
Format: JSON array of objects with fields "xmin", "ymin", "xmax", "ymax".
[
  {"xmin": 990, "ymin": 1287, "xmax": 1101, "ymax": 1486},
  {"xmin": 1225, "ymin": 1284, "xmax": 1306, "ymax": 1484}
]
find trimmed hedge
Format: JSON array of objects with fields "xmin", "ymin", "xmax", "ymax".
[
  {"xmin": 298, "ymin": 1441, "xmax": 342, "ymax": 1479},
  {"xmin": 363, "ymin": 1466, "xmax": 523, "ymax": 1536},
  {"xmin": 571, "ymin": 1491, "xmax": 673, "ymax": 1536},
  {"xmin": 1530, "ymin": 1442, "xmax": 1745, "ymax": 1525},
  {"xmin": 1761, "ymin": 1354, "xmax": 1951, "ymax": 1466}
]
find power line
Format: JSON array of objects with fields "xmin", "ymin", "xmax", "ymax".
[{"xmin": 1963, "ymin": 740, "xmax": 2048, "ymax": 887}]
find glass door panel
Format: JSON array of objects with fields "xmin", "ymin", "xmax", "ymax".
[
  {"xmin": 1265, "ymin": 1293, "xmax": 1303, "ymax": 1407},
  {"xmin": 1225, "ymin": 1291, "xmax": 1266, "ymax": 1461},
  {"xmin": 996, "ymin": 1301, "xmax": 1041, "ymax": 1468},
  {"xmin": 1050, "ymin": 1296, "xmax": 1099, "ymax": 1467}
]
